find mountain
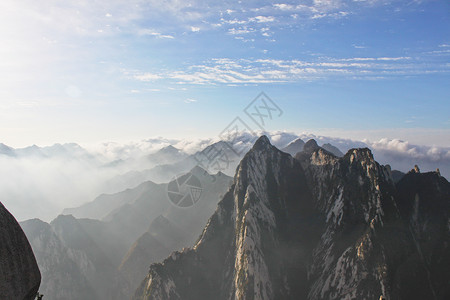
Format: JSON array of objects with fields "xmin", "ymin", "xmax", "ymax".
[
  {"xmin": 63, "ymin": 181, "xmax": 164, "ymax": 220},
  {"xmin": 118, "ymin": 216, "xmax": 188, "ymax": 299},
  {"xmin": 21, "ymin": 218, "xmax": 97, "ymax": 299},
  {"xmin": 23, "ymin": 165, "xmax": 232, "ymax": 300},
  {"xmin": 104, "ymin": 140, "xmax": 240, "ymax": 192},
  {"xmin": 321, "ymin": 142, "xmax": 344, "ymax": 157},
  {"xmin": 0, "ymin": 202, "xmax": 41, "ymax": 300},
  {"xmin": 147, "ymin": 215, "xmax": 189, "ymax": 250},
  {"xmin": 119, "ymin": 232, "xmax": 170, "ymax": 299},
  {"xmin": 134, "ymin": 135, "xmax": 450, "ymax": 300},
  {"xmin": 390, "ymin": 169, "xmax": 405, "ymax": 183},
  {"xmin": 0, "ymin": 142, "xmax": 96, "ymax": 161},
  {"xmin": 0, "ymin": 143, "xmax": 15, "ymax": 156},
  {"xmin": 281, "ymin": 138, "xmax": 305, "ymax": 155},
  {"xmin": 393, "ymin": 170, "xmax": 450, "ymax": 299},
  {"xmin": 148, "ymin": 145, "xmax": 187, "ymax": 165}
]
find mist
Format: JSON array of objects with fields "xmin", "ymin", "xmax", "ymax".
[{"xmin": 1, "ymin": 132, "xmax": 449, "ymax": 222}]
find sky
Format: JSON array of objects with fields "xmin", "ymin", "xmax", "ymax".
[{"xmin": 0, "ymin": 0, "xmax": 449, "ymax": 148}]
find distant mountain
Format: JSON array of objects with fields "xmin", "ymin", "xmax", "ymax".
[
  {"xmin": 24, "ymin": 166, "xmax": 232, "ymax": 300},
  {"xmin": 102, "ymin": 140, "xmax": 239, "ymax": 193},
  {"xmin": 147, "ymin": 215, "xmax": 189, "ymax": 250},
  {"xmin": 118, "ymin": 233, "xmax": 169, "ymax": 299},
  {"xmin": 0, "ymin": 142, "xmax": 97, "ymax": 161},
  {"xmin": 148, "ymin": 145, "xmax": 187, "ymax": 165},
  {"xmin": 63, "ymin": 181, "xmax": 164, "ymax": 220},
  {"xmin": 21, "ymin": 218, "xmax": 97, "ymax": 300},
  {"xmin": 391, "ymin": 169, "xmax": 405, "ymax": 183},
  {"xmin": 0, "ymin": 143, "xmax": 15, "ymax": 156},
  {"xmin": 118, "ymin": 216, "xmax": 188, "ymax": 299},
  {"xmin": 134, "ymin": 135, "xmax": 450, "ymax": 300},
  {"xmin": 321, "ymin": 142, "xmax": 344, "ymax": 157},
  {"xmin": 0, "ymin": 202, "xmax": 41, "ymax": 300},
  {"xmin": 281, "ymin": 138, "xmax": 305, "ymax": 155}
]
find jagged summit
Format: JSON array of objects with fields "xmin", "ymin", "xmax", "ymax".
[
  {"xmin": 251, "ymin": 134, "xmax": 272, "ymax": 150},
  {"xmin": 128, "ymin": 138, "xmax": 450, "ymax": 300},
  {"xmin": 343, "ymin": 147, "xmax": 374, "ymax": 161},
  {"xmin": 303, "ymin": 139, "xmax": 320, "ymax": 153}
]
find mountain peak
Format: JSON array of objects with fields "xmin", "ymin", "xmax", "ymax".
[
  {"xmin": 252, "ymin": 135, "xmax": 272, "ymax": 151},
  {"xmin": 303, "ymin": 139, "xmax": 319, "ymax": 153},
  {"xmin": 344, "ymin": 147, "xmax": 374, "ymax": 163},
  {"xmin": 282, "ymin": 138, "xmax": 305, "ymax": 156},
  {"xmin": 158, "ymin": 145, "xmax": 179, "ymax": 153}
]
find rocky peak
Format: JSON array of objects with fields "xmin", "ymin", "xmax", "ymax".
[
  {"xmin": 303, "ymin": 139, "xmax": 320, "ymax": 153},
  {"xmin": 251, "ymin": 134, "xmax": 272, "ymax": 151},
  {"xmin": 133, "ymin": 137, "xmax": 449, "ymax": 300},
  {"xmin": 134, "ymin": 136, "xmax": 315, "ymax": 299}
]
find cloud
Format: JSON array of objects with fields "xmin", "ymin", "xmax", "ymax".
[
  {"xmin": 128, "ymin": 53, "xmax": 449, "ymax": 85},
  {"xmin": 191, "ymin": 26, "xmax": 200, "ymax": 32},
  {"xmin": 228, "ymin": 27, "xmax": 255, "ymax": 35},
  {"xmin": 184, "ymin": 98, "xmax": 197, "ymax": 103},
  {"xmin": 250, "ymin": 16, "xmax": 275, "ymax": 23},
  {"xmin": 2, "ymin": 130, "xmax": 449, "ymax": 222},
  {"xmin": 138, "ymin": 29, "xmax": 175, "ymax": 39},
  {"xmin": 133, "ymin": 73, "xmax": 161, "ymax": 81}
]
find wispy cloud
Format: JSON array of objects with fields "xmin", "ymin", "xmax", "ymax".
[
  {"xmin": 138, "ymin": 29, "xmax": 175, "ymax": 39},
  {"xmin": 129, "ymin": 53, "xmax": 449, "ymax": 85}
]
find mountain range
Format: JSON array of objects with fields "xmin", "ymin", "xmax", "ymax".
[
  {"xmin": 3, "ymin": 133, "xmax": 449, "ymax": 299},
  {"xmin": 21, "ymin": 167, "xmax": 232, "ymax": 300},
  {"xmin": 134, "ymin": 136, "xmax": 449, "ymax": 300}
]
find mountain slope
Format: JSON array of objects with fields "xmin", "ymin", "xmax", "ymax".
[
  {"xmin": 134, "ymin": 135, "xmax": 450, "ymax": 300},
  {"xmin": 63, "ymin": 181, "xmax": 164, "ymax": 220},
  {"xmin": 21, "ymin": 218, "xmax": 96, "ymax": 299},
  {"xmin": 118, "ymin": 232, "xmax": 170, "ymax": 299},
  {"xmin": 133, "ymin": 136, "xmax": 318, "ymax": 299},
  {"xmin": 281, "ymin": 138, "xmax": 305, "ymax": 156}
]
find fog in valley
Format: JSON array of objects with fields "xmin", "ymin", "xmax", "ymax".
[{"xmin": 1, "ymin": 131, "xmax": 449, "ymax": 222}]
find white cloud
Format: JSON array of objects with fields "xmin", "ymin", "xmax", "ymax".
[
  {"xmin": 228, "ymin": 27, "xmax": 255, "ymax": 35},
  {"xmin": 191, "ymin": 26, "xmax": 200, "ymax": 32},
  {"xmin": 128, "ymin": 53, "xmax": 449, "ymax": 85},
  {"xmin": 250, "ymin": 16, "xmax": 275, "ymax": 23},
  {"xmin": 138, "ymin": 29, "xmax": 175, "ymax": 39},
  {"xmin": 133, "ymin": 73, "xmax": 161, "ymax": 81}
]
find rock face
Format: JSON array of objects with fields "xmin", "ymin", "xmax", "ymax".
[
  {"xmin": 0, "ymin": 202, "xmax": 41, "ymax": 300},
  {"xmin": 133, "ymin": 135, "xmax": 450, "ymax": 300}
]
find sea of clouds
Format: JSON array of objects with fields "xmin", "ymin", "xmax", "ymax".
[{"xmin": 1, "ymin": 131, "xmax": 448, "ymax": 222}]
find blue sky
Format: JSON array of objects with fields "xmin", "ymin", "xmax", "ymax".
[{"xmin": 0, "ymin": 0, "xmax": 449, "ymax": 147}]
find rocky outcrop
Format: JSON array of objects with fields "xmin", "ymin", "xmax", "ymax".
[
  {"xmin": 0, "ymin": 202, "xmax": 41, "ymax": 300},
  {"xmin": 134, "ymin": 135, "xmax": 450, "ymax": 300}
]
